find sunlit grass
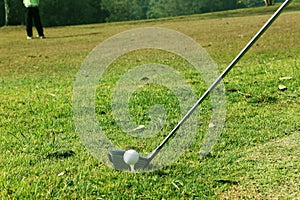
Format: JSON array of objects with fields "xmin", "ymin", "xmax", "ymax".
[{"xmin": 0, "ymin": 5, "xmax": 299, "ymax": 199}]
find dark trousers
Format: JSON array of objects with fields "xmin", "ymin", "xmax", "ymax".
[{"xmin": 25, "ymin": 7, "xmax": 44, "ymax": 37}]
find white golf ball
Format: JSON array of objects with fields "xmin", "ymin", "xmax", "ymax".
[{"xmin": 123, "ymin": 150, "xmax": 139, "ymax": 165}]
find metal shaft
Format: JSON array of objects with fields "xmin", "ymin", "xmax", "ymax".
[{"xmin": 148, "ymin": 0, "xmax": 292, "ymax": 161}]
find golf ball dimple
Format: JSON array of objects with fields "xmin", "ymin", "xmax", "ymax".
[{"xmin": 123, "ymin": 150, "xmax": 139, "ymax": 165}]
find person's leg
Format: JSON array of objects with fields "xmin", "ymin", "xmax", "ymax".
[
  {"xmin": 32, "ymin": 7, "xmax": 44, "ymax": 37},
  {"xmin": 25, "ymin": 7, "xmax": 33, "ymax": 37}
]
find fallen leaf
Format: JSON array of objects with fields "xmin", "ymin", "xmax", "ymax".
[
  {"xmin": 130, "ymin": 125, "xmax": 145, "ymax": 132},
  {"xmin": 226, "ymin": 88, "xmax": 238, "ymax": 92},
  {"xmin": 58, "ymin": 171, "xmax": 65, "ymax": 177},
  {"xmin": 279, "ymin": 76, "xmax": 293, "ymax": 81},
  {"xmin": 209, "ymin": 123, "xmax": 215, "ymax": 128},
  {"xmin": 226, "ymin": 88, "xmax": 251, "ymax": 98},
  {"xmin": 48, "ymin": 93, "xmax": 56, "ymax": 97},
  {"xmin": 237, "ymin": 91, "xmax": 251, "ymax": 98},
  {"xmin": 242, "ymin": 94, "xmax": 252, "ymax": 98},
  {"xmin": 141, "ymin": 77, "xmax": 149, "ymax": 81},
  {"xmin": 278, "ymin": 85, "xmax": 287, "ymax": 91}
]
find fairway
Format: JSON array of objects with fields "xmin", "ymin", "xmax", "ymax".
[{"xmin": 0, "ymin": 4, "xmax": 299, "ymax": 199}]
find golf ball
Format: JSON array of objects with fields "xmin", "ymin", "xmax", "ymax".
[{"xmin": 123, "ymin": 150, "xmax": 139, "ymax": 165}]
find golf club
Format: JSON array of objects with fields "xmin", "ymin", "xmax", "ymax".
[{"xmin": 108, "ymin": 0, "xmax": 292, "ymax": 171}]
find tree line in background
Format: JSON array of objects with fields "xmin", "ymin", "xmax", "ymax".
[{"xmin": 0, "ymin": 0, "xmax": 283, "ymax": 27}]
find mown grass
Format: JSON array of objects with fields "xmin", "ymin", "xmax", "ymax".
[{"xmin": 0, "ymin": 4, "xmax": 299, "ymax": 199}]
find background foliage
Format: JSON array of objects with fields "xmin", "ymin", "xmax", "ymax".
[{"xmin": 0, "ymin": 0, "xmax": 288, "ymax": 26}]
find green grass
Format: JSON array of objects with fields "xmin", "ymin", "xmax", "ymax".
[{"xmin": 1, "ymin": 4, "xmax": 299, "ymax": 199}]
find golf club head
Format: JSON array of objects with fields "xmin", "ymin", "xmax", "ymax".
[{"xmin": 108, "ymin": 150, "xmax": 150, "ymax": 171}]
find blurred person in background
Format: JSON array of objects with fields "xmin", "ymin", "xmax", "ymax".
[{"xmin": 23, "ymin": 0, "xmax": 45, "ymax": 39}]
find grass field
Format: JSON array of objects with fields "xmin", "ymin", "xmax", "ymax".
[{"xmin": 1, "ymin": 3, "xmax": 299, "ymax": 199}]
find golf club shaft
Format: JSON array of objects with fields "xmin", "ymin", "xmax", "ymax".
[{"xmin": 148, "ymin": 0, "xmax": 292, "ymax": 161}]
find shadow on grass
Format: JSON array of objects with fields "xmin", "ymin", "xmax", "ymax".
[
  {"xmin": 45, "ymin": 150, "xmax": 75, "ymax": 159},
  {"xmin": 46, "ymin": 32, "xmax": 102, "ymax": 39}
]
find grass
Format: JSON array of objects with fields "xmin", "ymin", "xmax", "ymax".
[{"xmin": 0, "ymin": 4, "xmax": 299, "ymax": 199}]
